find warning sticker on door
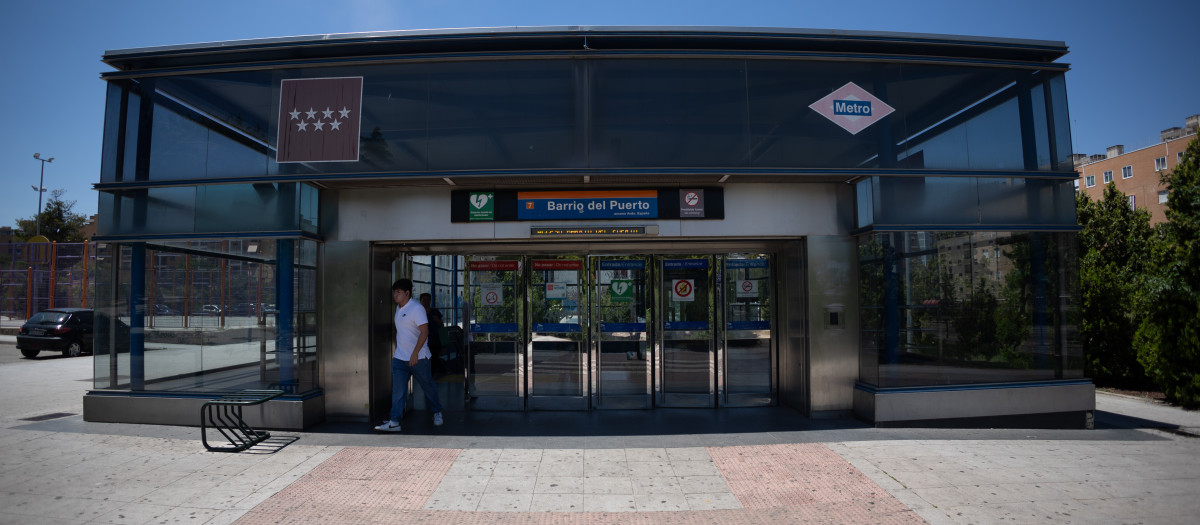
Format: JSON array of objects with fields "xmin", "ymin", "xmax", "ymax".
[
  {"xmin": 737, "ymin": 279, "xmax": 758, "ymax": 298},
  {"xmin": 671, "ymin": 279, "xmax": 695, "ymax": 302},
  {"xmin": 481, "ymin": 284, "xmax": 504, "ymax": 306},
  {"xmin": 546, "ymin": 282, "xmax": 567, "ymax": 300}
]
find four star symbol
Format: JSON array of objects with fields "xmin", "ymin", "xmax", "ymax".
[{"xmin": 288, "ymin": 106, "xmax": 353, "ymax": 132}]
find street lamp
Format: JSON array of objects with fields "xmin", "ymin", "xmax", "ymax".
[{"xmin": 32, "ymin": 153, "xmax": 53, "ymax": 238}]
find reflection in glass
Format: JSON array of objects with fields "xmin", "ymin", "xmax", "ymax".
[
  {"xmin": 725, "ymin": 256, "xmax": 772, "ymax": 396},
  {"xmin": 529, "ymin": 259, "xmax": 584, "ymax": 397},
  {"xmin": 858, "ymin": 231, "xmax": 1081, "ymax": 388},
  {"xmin": 467, "ymin": 258, "xmax": 521, "ymax": 397},
  {"xmin": 595, "ymin": 260, "xmax": 649, "ymax": 398},
  {"xmin": 661, "ymin": 257, "xmax": 712, "ymax": 396},
  {"xmin": 92, "ymin": 238, "xmax": 318, "ymax": 394}
]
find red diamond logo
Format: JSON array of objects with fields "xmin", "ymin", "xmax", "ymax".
[{"xmin": 809, "ymin": 82, "xmax": 895, "ymax": 135}]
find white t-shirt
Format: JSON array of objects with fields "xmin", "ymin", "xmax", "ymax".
[{"xmin": 393, "ymin": 298, "xmax": 431, "ymax": 361}]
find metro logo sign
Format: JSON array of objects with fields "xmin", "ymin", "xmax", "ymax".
[{"xmin": 809, "ymin": 82, "xmax": 894, "ymax": 135}]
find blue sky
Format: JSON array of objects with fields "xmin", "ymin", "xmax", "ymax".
[{"xmin": 1, "ymin": 0, "xmax": 1195, "ymax": 230}]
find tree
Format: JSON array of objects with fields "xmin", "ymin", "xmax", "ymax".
[
  {"xmin": 13, "ymin": 189, "xmax": 88, "ymax": 242},
  {"xmin": 1135, "ymin": 137, "xmax": 1200, "ymax": 407},
  {"xmin": 1076, "ymin": 183, "xmax": 1156, "ymax": 388}
]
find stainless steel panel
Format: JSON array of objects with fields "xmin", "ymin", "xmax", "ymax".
[
  {"xmin": 319, "ymin": 241, "xmax": 373, "ymax": 422},
  {"xmin": 82, "ymin": 393, "xmax": 323, "ymax": 430},
  {"xmin": 806, "ymin": 236, "xmax": 859, "ymax": 413},
  {"xmin": 861, "ymin": 383, "xmax": 1096, "ymax": 424}
]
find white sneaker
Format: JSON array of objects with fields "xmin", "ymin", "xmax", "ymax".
[
  {"xmin": 374, "ymin": 420, "xmax": 401, "ymax": 432},
  {"xmin": 433, "ymin": 412, "xmax": 444, "ymax": 426}
]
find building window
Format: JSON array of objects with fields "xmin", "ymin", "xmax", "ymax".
[
  {"xmin": 1159, "ymin": 190, "xmax": 1169, "ymax": 204},
  {"xmin": 1155, "ymin": 156, "xmax": 1168, "ymax": 171},
  {"xmin": 1128, "ymin": 195, "xmax": 1136, "ymax": 209},
  {"xmin": 1122, "ymin": 165, "xmax": 1133, "ymax": 179},
  {"xmin": 1085, "ymin": 175, "xmax": 1095, "ymax": 187},
  {"xmin": 1103, "ymin": 171, "xmax": 1113, "ymax": 183},
  {"xmin": 1073, "ymin": 179, "xmax": 1079, "ymax": 193}
]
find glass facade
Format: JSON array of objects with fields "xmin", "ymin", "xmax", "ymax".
[
  {"xmin": 99, "ymin": 59, "xmax": 1073, "ymax": 182},
  {"xmin": 93, "ymin": 238, "xmax": 319, "ymax": 394},
  {"xmin": 857, "ymin": 231, "xmax": 1081, "ymax": 387}
]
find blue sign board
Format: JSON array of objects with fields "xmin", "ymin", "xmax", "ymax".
[
  {"xmin": 601, "ymin": 322, "xmax": 646, "ymax": 333},
  {"xmin": 663, "ymin": 259, "xmax": 708, "ymax": 269},
  {"xmin": 517, "ymin": 190, "xmax": 658, "ymax": 220}
]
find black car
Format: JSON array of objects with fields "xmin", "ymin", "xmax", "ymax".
[{"xmin": 16, "ymin": 308, "xmax": 95, "ymax": 358}]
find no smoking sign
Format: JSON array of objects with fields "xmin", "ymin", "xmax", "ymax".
[{"xmin": 671, "ymin": 279, "xmax": 695, "ymax": 302}]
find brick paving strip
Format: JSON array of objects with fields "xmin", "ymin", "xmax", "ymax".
[{"xmin": 235, "ymin": 443, "xmax": 925, "ymax": 524}]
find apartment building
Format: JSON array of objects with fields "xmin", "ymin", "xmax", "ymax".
[{"xmin": 1076, "ymin": 115, "xmax": 1198, "ymax": 224}]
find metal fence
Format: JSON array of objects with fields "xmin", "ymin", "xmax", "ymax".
[{"xmin": 0, "ymin": 242, "xmax": 96, "ymax": 329}]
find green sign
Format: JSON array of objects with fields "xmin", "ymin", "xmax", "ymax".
[
  {"xmin": 609, "ymin": 279, "xmax": 633, "ymax": 303},
  {"xmin": 469, "ymin": 192, "xmax": 494, "ymax": 221}
]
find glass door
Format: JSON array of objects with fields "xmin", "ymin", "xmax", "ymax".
[
  {"xmin": 722, "ymin": 254, "xmax": 774, "ymax": 406},
  {"xmin": 657, "ymin": 256, "xmax": 715, "ymax": 407},
  {"xmin": 466, "ymin": 257, "xmax": 524, "ymax": 410},
  {"xmin": 591, "ymin": 256, "xmax": 652, "ymax": 409},
  {"xmin": 528, "ymin": 257, "xmax": 588, "ymax": 410}
]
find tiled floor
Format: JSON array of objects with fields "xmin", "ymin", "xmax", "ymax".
[{"xmin": 234, "ymin": 443, "xmax": 924, "ymax": 524}]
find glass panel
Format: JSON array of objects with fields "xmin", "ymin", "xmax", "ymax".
[
  {"xmin": 529, "ymin": 258, "xmax": 584, "ymax": 397},
  {"xmin": 149, "ymin": 103, "xmax": 209, "ymax": 180},
  {"xmin": 661, "ymin": 257, "xmax": 712, "ymax": 396},
  {"xmin": 123, "ymin": 91, "xmax": 140, "ymax": 181},
  {"xmin": 101, "ymin": 83, "xmax": 123, "ymax": 183},
  {"xmin": 1030, "ymin": 82, "xmax": 1052, "ymax": 171},
  {"xmin": 748, "ymin": 60, "xmax": 905, "ymax": 169},
  {"xmin": 99, "ymin": 182, "xmax": 315, "ymax": 237},
  {"xmin": 101, "ymin": 187, "xmax": 197, "ymax": 236},
  {"xmin": 857, "ymin": 231, "xmax": 1082, "ymax": 387},
  {"xmin": 195, "ymin": 183, "xmax": 297, "ymax": 232},
  {"xmin": 595, "ymin": 258, "xmax": 649, "ymax": 398},
  {"xmin": 428, "ymin": 60, "xmax": 583, "ymax": 171},
  {"xmin": 855, "ymin": 179, "xmax": 875, "ymax": 228},
  {"xmin": 92, "ymin": 238, "xmax": 318, "ymax": 394},
  {"xmin": 725, "ymin": 255, "xmax": 771, "ymax": 395},
  {"xmin": 875, "ymin": 177, "xmax": 979, "ymax": 225},
  {"xmin": 591, "ymin": 59, "xmax": 749, "ymax": 167},
  {"xmin": 1048, "ymin": 73, "xmax": 1073, "ymax": 170},
  {"xmin": 467, "ymin": 258, "xmax": 521, "ymax": 397}
]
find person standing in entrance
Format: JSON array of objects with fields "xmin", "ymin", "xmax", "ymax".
[{"xmin": 376, "ymin": 279, "xmax": 444, "ymax": 432}]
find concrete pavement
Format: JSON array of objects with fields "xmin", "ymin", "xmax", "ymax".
[{"xmin": 1, "ymin": 342, "xmax": 1198, "ymax": 524}]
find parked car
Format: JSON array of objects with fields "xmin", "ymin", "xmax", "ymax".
[
  {"xmin": 16, "ymin": 308, "xmax": 95, "ymax": 358},
  {"xmin": 152, "ymin": 304, "xmax": 178, "ymax": 315},
  {"xmin": 199, "ymin": 305, "xmax": 222, "ymax": 316}
]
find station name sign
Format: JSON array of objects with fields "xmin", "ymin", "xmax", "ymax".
[
  {"xmin": 519, "ymin": 190, "xmax": 656, "ymax": 220},
  {"xmin": 451, "ymin": 188, "xmax": 723, "ymax": 223}
]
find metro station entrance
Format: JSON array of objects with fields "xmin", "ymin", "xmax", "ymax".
[{"xmin": 424, "ymin": 249, "xmax": 777, "ymax": 411}]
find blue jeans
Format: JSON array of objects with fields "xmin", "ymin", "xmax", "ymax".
[{"xmin": 390, "ymin": 357, "xmax": 443, "ymax": 422}]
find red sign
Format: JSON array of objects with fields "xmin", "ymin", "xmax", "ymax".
[
  {"xmin": 276, "ymin": 77, "xmax": 363, "ymax": 163},
  {"xmin": 533, "ymin": 260, "xmax": 582, "ymax": 270},
  {"xmin": 469, "ymin": 260, "xmax": 519, "ymax": 271}
]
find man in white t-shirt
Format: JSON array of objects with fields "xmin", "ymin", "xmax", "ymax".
[{"xmin": 375, "ymin": 278, "xmax": 444, "ymax": 432}]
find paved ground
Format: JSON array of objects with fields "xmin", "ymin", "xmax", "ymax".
[{"xmin": 2, "ymin": 335, "xmax": 1199, "ymax": 524}]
